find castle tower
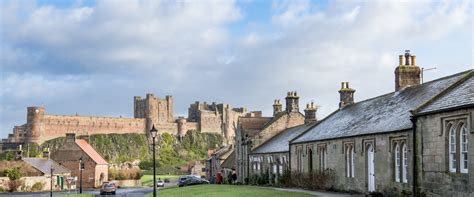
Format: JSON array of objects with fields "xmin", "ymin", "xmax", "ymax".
[
  {"xmin": 395, "ymin": 50, "xmax": 421, "ymax": 91},
  {"xmin": 339, "ymin": 82, "xmax": 355, "ymax": 109},
  {"xmin": 176, "ymin": 117, "xmax": 187, "ymax": 140},
  {"xmin": 285, "ymin": 91, "xmax": 300, "ymax": 113},
  {"xmin": 145, "ymin": 93, "xmax": 159, "ymax": 134},
  {"xmin": 166, "ymin": 95, "xmax": 173, "ymax": 122},
  {"xmin": 26, "ymin": 106, "xmax": 44, "ymax": 144},
  {"xmin": 272, "ymin": 99, "xmax": 282, "ymax": 116},
  {"xmin": 304, "ymin": 102, "xmax": 317, "ymax": 124}
]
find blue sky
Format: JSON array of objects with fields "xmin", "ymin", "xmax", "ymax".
[{"xmin": 0, "ymin": 0, "xmax": 472, "ymax": 139}]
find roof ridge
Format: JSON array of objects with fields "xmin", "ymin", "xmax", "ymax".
[
  {"xmin": 251, "ymin": 123, "xmax": 307, "ymax": 153},
  {"xmin": 412, "ymin": 70, "xmax": 473, "ymax": 115},
  {"xmin": 346, "ymin": 69, "xmax": 472, "ymax": 109}
]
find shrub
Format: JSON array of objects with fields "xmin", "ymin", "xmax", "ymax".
[
  {"xmin": 4, "ymin": 167, "xmax": 24, "ymax": 192},
  {"xmin": 109, "ymin": 168, "xmax": 142, "ymax": 180},
  {"xmin": 279, "ymin": 169, "xmax": 337, "ymax": 190},
  {"xmin": 30, "ymin": 182, "xmax": 44, "ymax": 192}
]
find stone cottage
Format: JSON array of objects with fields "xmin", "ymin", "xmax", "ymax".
[
  {"xmin": 51, "ymin": 133, "xmax": 108, "ymax": 188},
  {"xmin": 288, "ymin": 51, "xmax": 473, "ymax": 195},
  {"xmin": 0, "ymin": 148, "xmax": 71, "ymax": 191},
  {"xmin": 235, "ymin": 92, "xmax": 306, "ymax": 183}
]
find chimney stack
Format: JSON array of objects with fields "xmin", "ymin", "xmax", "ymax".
[
  {"xmin": 43, "ymin": 148, "xmax": 50, "ymax": 159},
  {"xmin": 339, "ymin": 82, "xmax": 355, "ymax": 109},
  {"xmin": 272, "ymin": 99, "xmax": 282, "ymax": 116},
  {"xmin": 285, "ymin": 91, "xmax": 300, "ymax": 113},
  {"xmin": 395, "ymin": 50, "xmax": 421, "ymax": 91},
  {"xmin": 66, "ymin": 133, "xmax": 76, "ymax": 143},
  {"xmin": 304, "ymin": 102, "xmax": 317, "ymax": 124}
]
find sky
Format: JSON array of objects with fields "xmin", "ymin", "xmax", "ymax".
[{"xmin": 0, "ymin": 0, "xmax": 472, "ymax": 139}]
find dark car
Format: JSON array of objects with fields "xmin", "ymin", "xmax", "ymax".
[
  {"xmin": 100, "ymin": 182, "xmax": 117, "ymax": 195},
  {"xmin": 178, "ymin": 176, "xmax": 209, "ymax": 187}
]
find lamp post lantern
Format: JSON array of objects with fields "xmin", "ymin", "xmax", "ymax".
[
  {"xmin": 79, "ymin": 156, "xmax": 84, "ymax": 194},
  {"xmin": 150, "ymin": 125, "xmax": 158, "ymax": 197}
]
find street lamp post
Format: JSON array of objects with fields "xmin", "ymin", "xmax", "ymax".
[
  {"xmin": 150, "ymin": 125, "xmax": 158, "ymax": 197},
  {"xmin": 50, "ymin": 166, "xmax": 54, "ymax": 197},
  {"xmin": 79, "ymin": 156, "xmax": 84, "ymax": 194}
]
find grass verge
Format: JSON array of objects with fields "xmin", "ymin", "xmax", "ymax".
[{"xmin": 145, "ymin": 184, "xmax": 316, "ymax": 197}]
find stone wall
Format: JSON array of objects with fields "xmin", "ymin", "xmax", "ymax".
[
  {"xmin": 290, "ymin": 130, "xmax": 413, "ymax": 194},
  {"xmin": 199, "ymin": 110, "xmax": 222, "ymax": 134},
  {"xmin": 253, "ymin": 112, "xmax": 304, "ymax": 149},
  {"xmin": 416, "ymin": 108, "xmax": 473, "ymax": 196},
  {"xmin": 39, "ymin": 115, "xmax": 146, "ymax": 144}
]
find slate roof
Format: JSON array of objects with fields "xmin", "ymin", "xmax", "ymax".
[
  {"xmin": 252, "ymin": 122, "xmax": 316, "ymax": 154},
  {"xmin": 417, "ymin": 72, "xmax": 474, "ymax": 114},
  {"xmin": 22, "ymin": 158, "xmax": 71, "ymax": 175},
  {"xmin": 293, "ymin": 70, "xmax": 470, "ymax": 144},
  {"xmin": 221, "ymin": 151, "xmax": 235, "ymax": 169},
  {"xmin": 75, "ymin": 139, "xmax": 108, "ymax": 165}
]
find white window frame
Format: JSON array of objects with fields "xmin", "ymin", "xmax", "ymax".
[
  {"xmin": 460, "ymin": 124, "xmax": 468, "ymax": 173},
  {"xmin": 395, "ymin": 143, "xmax": 400, "ymax": 182},
  {"xmin": 449, "ymin": 126, "xmax": 457, "ymax": 173},
  {"xmin": 402, "ymin": 143, "xmax": 408, "ymax": 183},
  {"xmin": 351, "ymin": 146, "xmax": 355, "ymax": 178},
  {"xmin": 346, "ymin": 146, "xmax": 350, "ymax": 177}
]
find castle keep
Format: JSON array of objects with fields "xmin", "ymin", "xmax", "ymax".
[{"xmin": 2, "ymin": 93, "xmax": 250, "ymax": 145}]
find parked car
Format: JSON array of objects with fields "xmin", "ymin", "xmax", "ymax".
[
  {"xmin": 178, "ymin": 176, "xmax": 209, "ymax": 187},
  {"xmin": 100, "ymin": 182, "xmax": 117, "ymax": 195},
  {"xmin": 156, "ymin": 180, "xmax": 165, "ymax": 187}
]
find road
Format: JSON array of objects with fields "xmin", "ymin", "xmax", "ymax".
[
  {"xmin": 1, "ymin": 180, "xmax": 178, "ymax": 197},
  {"xmin": 1, "ymin": 186, "xmax": 159, "ymax": 197}
]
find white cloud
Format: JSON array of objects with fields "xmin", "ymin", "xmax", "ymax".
[{"xmin": 0, "ymin": 0, "xmax": 471, "ymax": 138}]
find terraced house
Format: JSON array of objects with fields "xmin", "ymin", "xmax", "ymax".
[{"xmin": 288, "ymin": 51, "xmax": 473, "ymax": 196}]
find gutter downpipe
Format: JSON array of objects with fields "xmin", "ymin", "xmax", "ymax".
[{"xmin": 410, "ymin": 116, "xmax": 418, "ymax": 196}]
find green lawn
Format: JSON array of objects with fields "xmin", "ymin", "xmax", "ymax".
[
  {"xmin": 145, "ymin": 185, "xmax": 315, "ymax": 197},
  {"xmin": 57, "ymin": 194, "xmax": 94, "ymax": 197},
  {"xmin": 140, "ymin": 175, "xmax": 180, "ymax": 187}
]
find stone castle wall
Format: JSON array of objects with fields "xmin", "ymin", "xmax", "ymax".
[
  {"xmin": 39, "ymin": 115, "xmax": 147, "ymax": 143},
  {"xmin": 2, "ymin": 93, "xmax": 251, "ymax": 146}
]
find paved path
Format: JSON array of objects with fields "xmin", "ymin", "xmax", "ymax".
[{"xmin": 269, "ymin": 187, "xmax": 362, "ymax": 197}]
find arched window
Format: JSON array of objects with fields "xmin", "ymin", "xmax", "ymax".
[
  {"xmin": 345, "ymin": 145, "xmax": 354, "ymax": 178},
  {"xmin": 394, "ymin": 143, "xmax": 400, "ymax": 182},
  {"xmin": 460, "ymin": 124, "xmax": 468, "ymax": 173},
  {"xmin": 402, "ymin": 143, "xmax": 408, "ymax": 183},
  {"xmin": 351, "ymin": 146, "xmax": 355, "ymax": 178},
  {"xmin": 308, "ymin": 149, "xmax": 313, "ymax": 173},
  {"xmin": 346, "ymin": 146, "xmax": 350, "ymax": 177},
  {"xmin": 449, "ymin": 125, "xmax": 456, "ymax": 172},
  {"xmin": 319, "ymin": 146, "xmax": 326, "ymax": 172}
]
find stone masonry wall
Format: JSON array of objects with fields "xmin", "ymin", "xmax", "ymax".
[
  {"xmin": 39, "ymin": 115, "xmax": 146, "ymax": 144},
  {"xmin": 199, "ymin": 111, "xmax": 222, "ymax": 134},
  {"xmin": 290, "ymin": 130, "xmax": 413, "ymax": 194},
  {"xmin": 253, "ymin": 112, "xmax": 304, "ymax": 149},
  {"xmin": 417, "ymin": 108, "xmax": 473, "ymax": 196}
]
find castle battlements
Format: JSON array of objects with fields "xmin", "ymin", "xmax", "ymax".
[{"xmin": 1, "ymin": 93, "xmax": 252, "ymax": 147}]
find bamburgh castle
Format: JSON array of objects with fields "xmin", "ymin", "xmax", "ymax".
[{"xmin": 2, "ymin": 93, "xmax": 255, "ymax": 145}]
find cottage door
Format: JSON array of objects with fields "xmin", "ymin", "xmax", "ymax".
[{"xmin": 367, "ymin": 145, "xmax": 375, "ymax": 192}]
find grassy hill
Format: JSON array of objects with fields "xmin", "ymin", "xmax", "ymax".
[{"xmin": 39, "ymin": 131, "xmax": 223, "ymax": 169}]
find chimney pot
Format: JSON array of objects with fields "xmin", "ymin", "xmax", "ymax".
[{"xmin": 411, "ymin": 55, "xmax": 416, "ymax": 65}]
